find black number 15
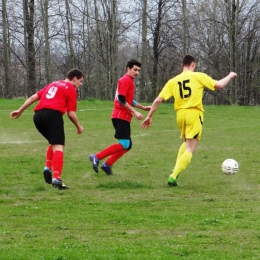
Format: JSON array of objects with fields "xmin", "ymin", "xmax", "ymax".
[{"xmin": 178, "ymin": 80, "xmax": 191, "ymax": 98}]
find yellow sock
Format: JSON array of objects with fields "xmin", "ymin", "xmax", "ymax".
[
  {"xmin": 171, "ymin": 151, "xmax": 192, "ymax": 179},
  {"xmin": 176, "ymin": 142, "xmax": 186, "ymax": 163},
  {"xmin": 171, "ymin": 142, "xmax": 186, "ymax": 172}
]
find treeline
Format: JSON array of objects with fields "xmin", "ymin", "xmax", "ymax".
[{"xmin": 0, "ymin": 0, "xmax": 259, "ymax": 104}]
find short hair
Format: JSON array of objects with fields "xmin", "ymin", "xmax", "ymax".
[
  {"xmin": 126, "ymin": 59, "xmax": 141, "ymax": 70},
  {"xmin": 182, "ymin": 55, "xmax": 195, "ymax": 67},
  {"xmin": 66, "ymin": 69, "xmax": 84, "ymax": 80}
]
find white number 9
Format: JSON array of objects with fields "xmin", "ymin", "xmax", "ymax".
[{"xmin": 46, "ymin": 87, "xmax": 58, "ymax": 99}]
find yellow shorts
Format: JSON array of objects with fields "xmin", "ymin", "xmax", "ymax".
[{"xmin": 176, "ymin": 108, "xmax": 204, "ymax": 140}]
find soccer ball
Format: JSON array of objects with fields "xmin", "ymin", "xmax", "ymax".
[{"xmin": 221, "ymin": 159, "xmax": 239, "ymax": 175}]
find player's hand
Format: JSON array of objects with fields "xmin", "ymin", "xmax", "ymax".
[
  {"xmin": 134, "ymin": 111, "xmax": 143, "ymax": 120},
  {"xmin": 141, "ymin": 117, "xmax": 152, "ymax": 129},
  {"xmin": 77, "ymin": 125, "xmax": 84, "ymax": 134},
  {"xmin": 10, "ymin": 110, "xmax": 22, "ymax": 119},
  {"xmin": 143, "ymin": 106, "xmax": 152, "ymax": 111},
  {"xmin": 229, "ymin": 72, "xmax": 237, "ymax": 79}
]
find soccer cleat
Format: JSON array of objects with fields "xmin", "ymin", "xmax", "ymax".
[
  {"xmin": 43, "ymin": 167, "xmax": 52, "ymax": 184},
  {"xmin": 101, "ymin": 162, "xmax": 113, "ymax": 175},
  {"xmin": 52, "ymin": 178, "xmax": 69, "ymax": 190},
  {"xmin": 168, "ymin": 176, "xmax": 178, "ymax": 187},
  {"xmin": 89, "ymin": 154, "xmax": 99, "ymax": 173}
]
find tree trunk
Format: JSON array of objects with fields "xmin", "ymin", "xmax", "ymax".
[
  {"xmin": 2, "ymin": 0, "xmax": 12, "ymax": 98},
  {"xmin": 106, "ymin": 0, "xmax": 118, "ymax": 100},
  {"xmin": 23, "ymin": 0, "xmax": 36, "ymax": 96},
  {"xmin": 65, "ymin": 0, "xmax": 75, "ymax": 68},
  {"xmin": 225, "ymin": 0, "xmax": 237, "ymax": 103},
  {"xmin": 41, "ymin": 0, "xmax": 51, "ymax": 83},
  {"xmin": 182, "ymin": 0, "xmax": 188, "ymax": 55},
  {"xmin": 151, "ymin": 0, "xmax": 163, "ymax": 100},
  {"xmin": 93, "ymin": 0, "xmax": 102, "ymax": 98},
  {"xmin": 140, "ymin": 0, "xmax": 148, "ymax": 101}
]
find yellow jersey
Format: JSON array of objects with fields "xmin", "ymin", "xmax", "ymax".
[{"xmin": 159, "ymin": 71, "xmax": 217, "ymax": 111}]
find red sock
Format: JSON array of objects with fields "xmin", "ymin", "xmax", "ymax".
[
  {"xmin": 106, "ymin": 149, "xmax": 128, "ymax": 166},
  {"xmin": 52, "ymin": 151, "xmax": 64, "ymax": 180},
  {"xmin": 96, "ymin": 143, "xmax": 124, "ymax": 160},
  {"xmin": 45, "ymin": 145, "xmax": 53, "ymax": 169}
]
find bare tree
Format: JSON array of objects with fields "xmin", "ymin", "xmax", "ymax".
[
  {"xmin": 65, "ymin": 0, "xmax": 75, "ymax": 68},
  {"xmin": 23, "ymin": 0, "xmax": 36, "ymax": 96},
  {"xmin": 182, "ymin": 0, "xmax": 189, "ymax": 55},
  {"xmin": 40, "ymin": 0, "xmax": 51, "ymax": 83},
  {"xmin": 147, "ymin": 0, "xmax": 179, "ymax": 99},
  {"xmin": 0, "ymin": 0, "xmax": 259, "ymax": 104},
  {"xmin": 139, "ymin": 0, "xmax": 148, "ymax": 101},
  {"xmin": 105, "ymin": 0, "xmax": 118, "ymax": 99},
  {"xmin": 224, "ymin": 0, "xmax": 238, "ymax": 102},
  {"xmin": 93, "ymin": 0, "xmax": 105, "ymax": 98},
  {"xmin": 1, "ymin": 0, "xmax": 12, "ymax": 98},
  {"xmin": 238, "ymin": 8, "xmax": 260, "ymax": 105}
]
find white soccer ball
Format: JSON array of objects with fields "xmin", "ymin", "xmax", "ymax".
[{"xmin": 221, "ymin": 159, "xmax": 239, "ymax": 175}]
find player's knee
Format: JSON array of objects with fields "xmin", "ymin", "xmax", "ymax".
[{"xmin": 119, "ymin": 139, "xmax": 130, "ymax": 150}]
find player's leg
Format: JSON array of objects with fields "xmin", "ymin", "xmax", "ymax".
[
  {"xmin": 46, "ymin": 110, "xmax": 68, "ymax": 189},
  {"xmin": 90, "ymin": 118, "xmax": 124, "ymax": 173},
  {"xmin": 168, "ymin": 109, "xmax": 202, "ymax": 186},
  {"xmin": 106, "ymin": 149, "xmax": 128, "ymax": 166},
  {"xmin": 101, "ymin": 139, "xmax": 132, "ymax": 174},
  {"xmin": 168, "ymin": 109, "xmax": 186, "ymax": 185},
  {"xmin": 42, "ymin": 145, "xmax": 53, "ymax": 184},
  {"xmin": 169, "ymin": 141, "xmax": 186, "ymax": 184},
  {"xmin": 51, "ymin": 144, "xmax": 64, "ymax": 182},
  {"xmin": 45, "ymin": 145, "xmax": 53, "ymax": 170},
  {"xmin": 169, "ymin": 138, "xmax": 197, "ymax": 180},
  {"xmin": 51, "ymin": 145, "xmax": 69, "ymax": 189},
  {"xmin": 34, "ymin": 110, "xmax": 53, "ymax": 184},
  {"xmin": 90, "ymin": 142, "xmax": 125, "ymax": 174},
  {"xmin": 175, "ymin": 142, "xmax": 186, "ymax": 165},
  {"xmin": 100, "ymin": 119, "xmax": 131, "ymax": 175},
  {"xmin": 95, "ymin": 143, "xmax": 125, "ymax": 161}
]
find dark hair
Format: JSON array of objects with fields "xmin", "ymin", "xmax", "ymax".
[
  {"xmin": 126, "ymin": 59, "xmax": 141, "ymax": 70},
  {"xmin": 182, "ymin": 55, "xmax": 195, "ymax": 67},
  {"xmin": 66, "ymin": 69, "xmax": 84, "ymax": 80}
]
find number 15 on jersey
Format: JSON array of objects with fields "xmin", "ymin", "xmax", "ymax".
[{"xmin": 178, "ymin": 80, "xmax": 191, "ymax": 98}]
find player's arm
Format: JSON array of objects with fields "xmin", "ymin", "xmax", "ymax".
[
  {"xmin": 141, "ymin": 96, "xmax": 164, "ymax": 129},
  {"xmin": 117, "ymin": 95, "xmax": 143, "ymax": 120},
  {"xmin": 10, "ymin": 94, "xmax": 39, "ymax": 119},
  {"xmin": 67, "ymin": 111, "xmax": 83, "ymax": 134},
  {"xmin": 133, "ymin": 100, "xmax": 151, "ymax": 111},
  {"xmin": 214, "ymin": 72, "xmax": 237, "ymax": 89}
]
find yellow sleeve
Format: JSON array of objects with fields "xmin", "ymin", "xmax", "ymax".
[
  {"xmin": 158, "ymin": 79, "xmax": 175, "ymax": 101},
  {"xmin": 194, "ymin": 73, "xmax": 217, "ymax": 91}
]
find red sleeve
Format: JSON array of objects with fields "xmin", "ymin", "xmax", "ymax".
[{"xmin": 66, "ymin": 85, "xmax": 77, "ymax": 112}]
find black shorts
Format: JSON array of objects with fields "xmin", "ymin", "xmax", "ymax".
[
  {"xmin": 33, "ymin": 109, "xmax": 65, "ymax": 145},
  {"xmin": 112, "ymin": 118, "xmax": 131, "ymax": 140}
]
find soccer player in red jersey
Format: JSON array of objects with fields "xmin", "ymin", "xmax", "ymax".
[
  {"xmin": 89, "ymin": 59, "xmax": 151, "ymax": 175},
  {"xmin": 10, "ymin": 69, "xmax": 84, "ymax": 189}
]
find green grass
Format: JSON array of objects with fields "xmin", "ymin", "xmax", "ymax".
[{"xmin": 0, "ymin": 98, "xmax": 259, "ymax": 260}]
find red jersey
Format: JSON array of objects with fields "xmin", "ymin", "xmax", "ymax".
[
  {"xmin": 111, "ymin": 74, "xmax": 135, "ymax": 122},
  {"xmin": 34, "ymin": 80, "xmax": 77, "ymax": 114}
]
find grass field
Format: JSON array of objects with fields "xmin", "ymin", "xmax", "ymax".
[{"xmin": 0, "ymin": 98, "xmax": 259, "ymax": 260}]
